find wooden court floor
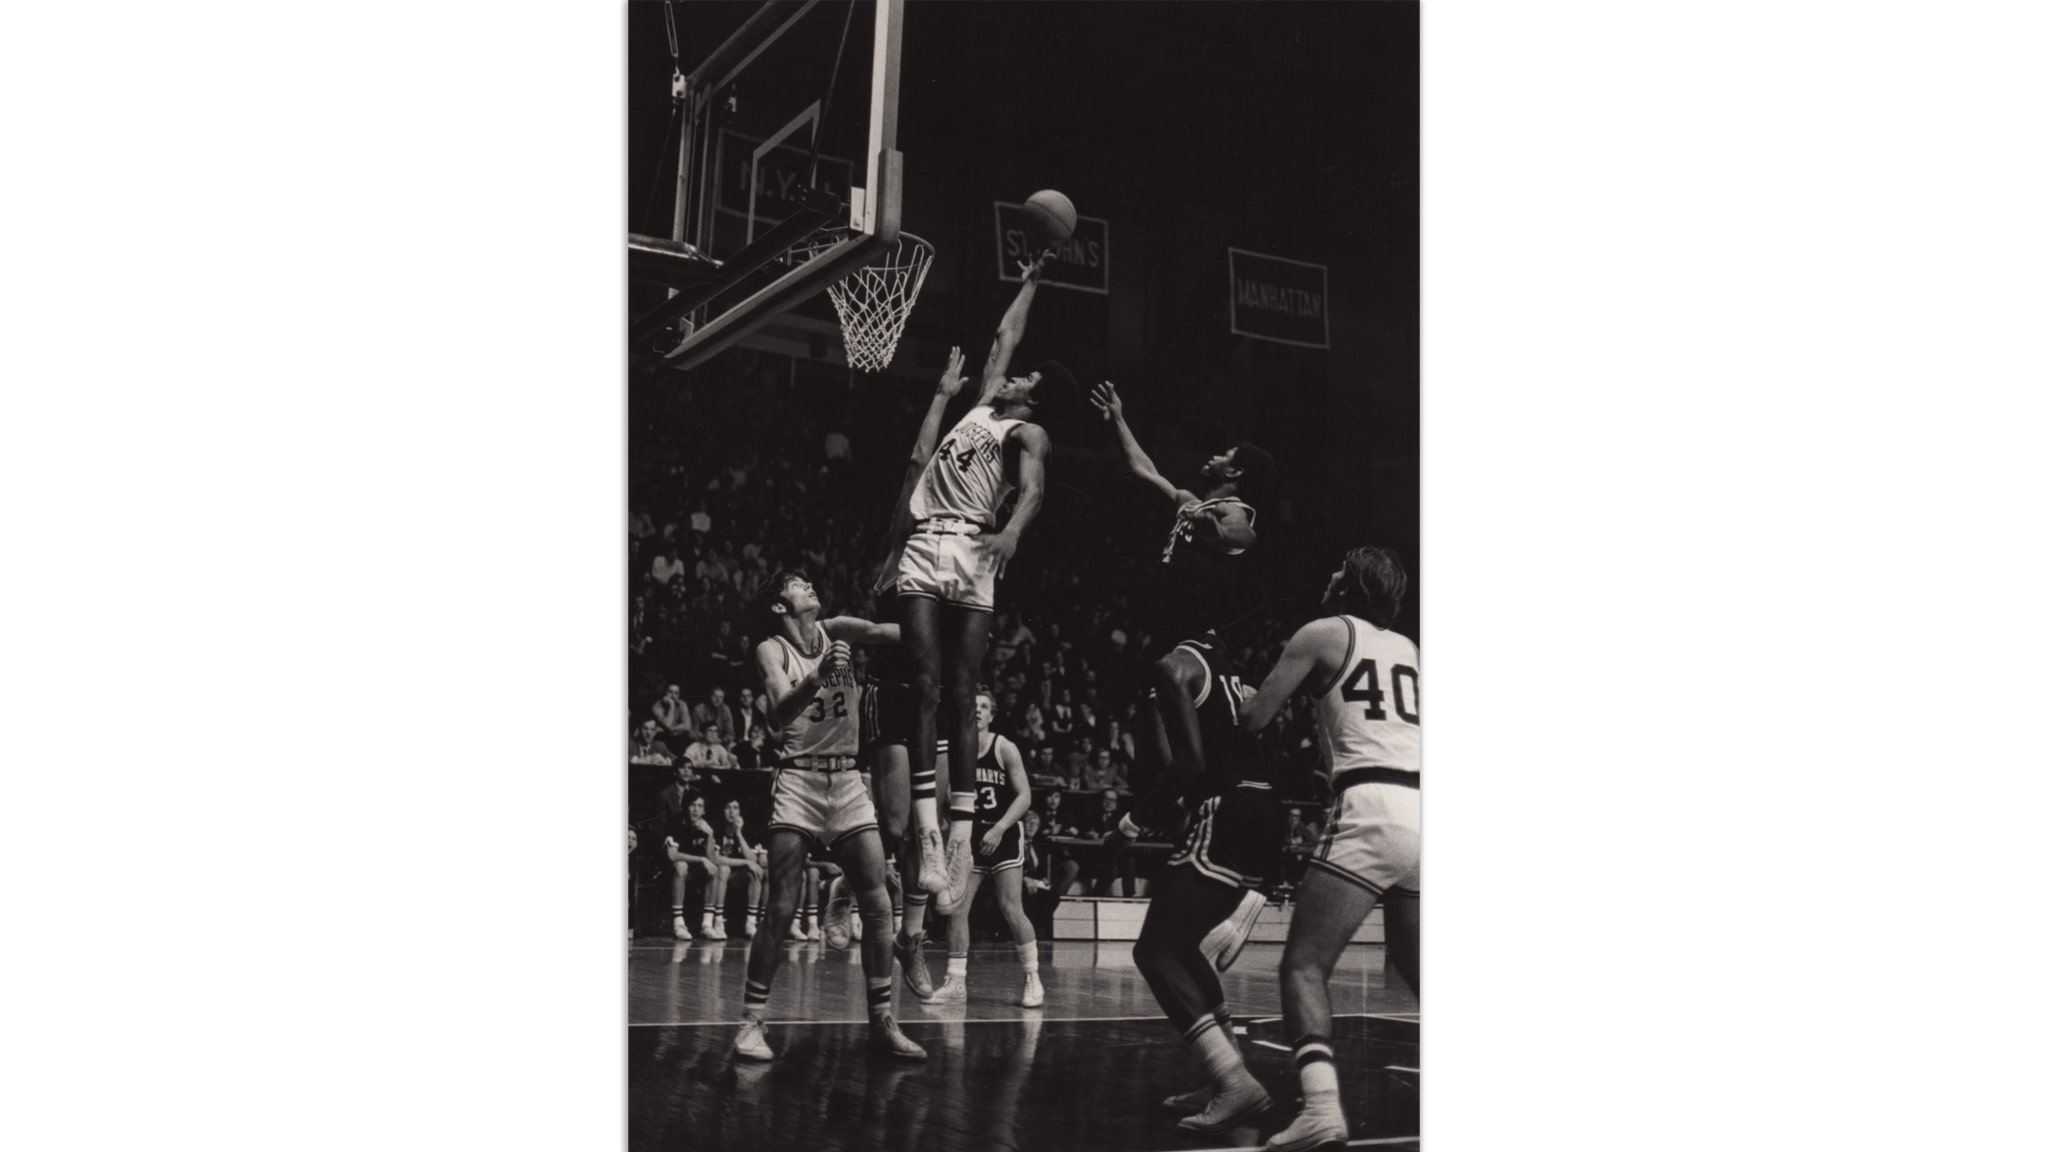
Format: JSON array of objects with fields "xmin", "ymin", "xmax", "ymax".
[{"xmin": 630, "ymin": 938, "xmax": 1419, "ymax": 1152}]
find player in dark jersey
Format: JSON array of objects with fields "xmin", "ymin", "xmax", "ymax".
[
  {"xmin": 1088, "ymin": 380, "xmax": 1276, "ymax": 832},
  {"xmin": 1124, "ymin": 637, "xmax": 1285, "ymax": 1135},
  {"xmin": 921, "ymin": 690, "xmax": 1043, "ymax": 1008}
]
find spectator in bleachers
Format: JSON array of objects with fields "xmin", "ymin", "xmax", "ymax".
[
  {"xmin": 1062, "ymin": 735, "xmax": 1097, "ymax": 789},
  {"xmin": 1080, "ymin": 745, "xmax": 1128, "ymax": 793},
  {"xmin": 689, "ymin": 502, "xmax": 712, "ymax": 536},
  {"xmin": 654, "ymin": 685, "xmax": 693, "ymax": 741},
  {"xmin": 732, "ymin": 686, "xmax": 762, "ymax": 744},
  {"xmin": 1102, "ymin": 718, "xmax": 1136, "ymax": 764},
  {"xmin": 1083, "ymin": 788, "xmax": 1140, "ymax": 898},
  {"xmin": 631, "ymin": 720, "xmax": 676, "ymax": 766},
  {"xmin": 1028, "ymin": 745, "xmax": 1062, "ymax": 787},
  {"xmin": 685, "ymin": 724, "xmax": 736, "ymax": 771},
  {"xmin": 735, "ymin": 725, "xmax": 770, "ymax": 770},
  {"xmin": 693, "ymin": 686, "xmax": 735, "ymax": 743},
  {"xmin": 651, "ymin": 545, "xmax": 685, "ymax": 587},
  {"xmin": 1019, "ymin": 809, "xmax": 1062, "ymax": 939}
]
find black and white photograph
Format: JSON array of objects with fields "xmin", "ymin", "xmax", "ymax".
[
  {"xmin": 626, "ymin": 3, "xmax": 1419, "ymax": 1149},
  {"xmin": 14, "ymin": 2, "xmax": 2046, "ymax": 1150}
]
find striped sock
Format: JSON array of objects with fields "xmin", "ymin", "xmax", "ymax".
[
  {"xmin": 949, "ymin": 791, "xmax": 976, "ymax": 821},
  {"xmin": 743, "ymin": 978, "xmax": 771, "ymax": 1015},
  {"xmin": 867, "ymin": 977, "xmax": 892, "ymax": 1018},
  {"xmin": 1188, "ymin": 1013, "xmax": 1253, "ymax": 1088},
  {"xmin": 911, "ymin": 769, "xmax": 937, "ymax": 802},
  {"xmin": 1293, "ymin": 1033, "xmax": 1339, "ymax": 1098},
  {"xmin": 903, "ymin": 889, "xmax": 929, "ymax": 937}
]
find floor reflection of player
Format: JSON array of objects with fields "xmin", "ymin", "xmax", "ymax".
[
  {"xmin": 921, "ymin": 690, "xmax": 1043, "ymax": 1008},
  {"xmin": 731, "ymin": 570, "xmax": 925, "ymax": 1062},
  {"xmin": 1239, "ymin": 547, "xmax": 1420, "ymax": 1152}
]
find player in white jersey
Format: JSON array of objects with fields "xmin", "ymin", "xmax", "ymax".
[
  {"xmin": 1239, "ymin": 546, "xmax": 1418, "ymax": 1152},
  {"xmin": 866, "ymin": 346, "xmax": 972, "ymax": 998},
  {"xmin": 733, "ymin": 570, "xmax": 925, "ymax": 1063},
  {"xmin": 897, "ymin": 252, "xmax": 1079, "ymax": 915}
]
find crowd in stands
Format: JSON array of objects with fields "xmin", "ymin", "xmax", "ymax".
[{"xmin": 628, "ymin": 353, "xmax": 1339, "ymax": 936}]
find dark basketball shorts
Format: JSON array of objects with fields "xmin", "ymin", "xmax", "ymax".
[
  {"xmin": 971, "ymin": 821, "xmax": 1025, "ymax": 875},
  {"xmin": 1167, "ymin": 780, "xmax": 1283, "ymax": 890}
]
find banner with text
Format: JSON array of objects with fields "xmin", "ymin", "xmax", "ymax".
[
  {"xmin": 995, "ymin": 202, "xmax": 1110, "ymax": 295},
  {"xmin": 1228, "ymin": 248, "xmax": 1329, "ymax": 348}
]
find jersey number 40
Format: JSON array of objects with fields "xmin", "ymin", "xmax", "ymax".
[{"xmin": 1340, "ymin": 658, "xmax": 1419, "ymax": 724}]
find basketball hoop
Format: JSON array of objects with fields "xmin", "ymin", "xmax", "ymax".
[{"xmin": 794, "ymin": 227, "xmax": 933, "ymax": 372}]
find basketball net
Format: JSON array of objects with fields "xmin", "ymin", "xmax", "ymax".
[{"xmin": 795, "ymin": 228, "xmax": 933, "ymax": 372}]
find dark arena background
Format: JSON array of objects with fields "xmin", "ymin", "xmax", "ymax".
[{"xmin": 626, "ymin": 3, "xmax": 1419, "ymax": 1150}]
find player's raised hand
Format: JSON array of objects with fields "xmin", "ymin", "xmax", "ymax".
[
  {"xmin": 1090, "ymin": 380, "xmax": 1124, "ymax": 422},
  {"xmin": 938, "ymin": 345, "xmax": 966, "ymax": 396},
  {"xmin": 1019, "ymin": 248, "xmax": 1056, "ymax": 281}
]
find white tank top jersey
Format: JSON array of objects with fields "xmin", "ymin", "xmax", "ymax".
[
  {"xmin": 769, "ymin": 623, "xmax": 863, "ymax": 760},
  {"xmin": 1312, "ymin": 615, "xmax": 1421, "ymax": 779},
  {"xmin": 908, "ymin": 405, "xmax": 1022, "ymax": 526}
]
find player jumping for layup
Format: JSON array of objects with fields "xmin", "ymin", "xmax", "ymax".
[
  {"xmin": 1239, "ymin": 547, "xmax": 1419, "ymax": 1151},
  {"xmin": 865, "ymin": 346, "xmax": 971, "ymax": 997},
  {"xmin": 899, "ymin": 253, "xmax": 1075, "ymax": 912},
  {"xmin": 733, "ymin": 570, "xmax": 926, "ymax": 1062}
]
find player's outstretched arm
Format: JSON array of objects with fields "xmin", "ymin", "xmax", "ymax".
[
  {"xmin": 1241, "ymin": 618, "xmax": 1347, "ymax": 733},
  {"xmin": 979, "ymin": 252, "xmax": 1052, "ymax": 402},
  {"xmin": 756, "ymin": 638, "xmax": 837, "ymax": 728},
  {"xmin": 985, "ymin": 423, "xmax": 1049, "ymax": 576},
  {"xmin": 1090, "ymin": 380, "xmax": 1194, "ymax": 506},
  {"xmin": 819, "ymin": 615, "xmax": 900, "ymax": 647}
]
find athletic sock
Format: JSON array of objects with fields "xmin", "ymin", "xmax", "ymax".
[
  {"xmin": 903, "ymin": 889, "xmax": 929, "ymax": 937},
  {"xmin": 866, "ymin": 977, "xmax": 893, "ymax": 1019},
  {"xmin": 948, "ymin": 791, "xmax": 976, "ymax": 822},
  {"xmin": 1014, "ymin": 940, "xmax": 1039, "ymax": 975},
  {"xmin": 913, "ymin": 796, "xmax": 939, "ymax": 832},
  {"xmin": 743, "ymin": 978, "xmax": 771, "ymax": 1015},
  {"xmin": 947, "ymin": 954, "xmax": 967, "ymax": 981},
  {"xmin": 1293, "ymin": 1033, "xmax": 1340, "ymax": 1100},
  {"xmin": 1188, "ymin": 1013, "xmax": 1254, "ymax": 1088}
]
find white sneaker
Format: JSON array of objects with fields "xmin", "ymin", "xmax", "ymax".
[
  {"xmin": 915, "ymin": 826, "xmax": 949, "ymax": 895},
  {"xmin": 732, "ymin": 1013, "xmax": 774, "ymax": 1061},
  {"xmin": 1020, "ymin": 972, "xmax": 1044, "ymax": 1008},
  {"xmin": 850, "ymin": 912, "xmax": 864, "ymax": 942},
  {"xmin": 1176, "ymin": 1078, "xmax": 1270, "ymax": 1134},
  {"xmin": 1199, "ymin": 889, "xmax": 1268, "ymax": 973},
  {"xmin": 705, "ymin": 925, "xmax": 729, "ymax": 941},
  {"xmin": 822, "ymin": 876, "xmax": 854, "ymax": 950},
  {"xmin": 867, "ymin": 1013, "xmax": 927, "ymax": 1061},
  {"xmin": 788, "ymin": 922, "xmax": 808, "ymax": 942},
  {"xmin": 1265, "ymin": 1101, "xmax": 1349, "ymax": 1152},
  {"xmin": 1161, "ymin": 1086, "xmax": 1213, "ymax": 1113},
  {"xmin": 746, "ymin": 913, "xmax": 759, "ymax": 937},
  {"xmin": 923, "ymin": 975, "xmax": 966, "ymax": 1004},
  {"xmin": 673, "ymin": 916, "xmax": 692, "ymax": 941},
  {"xmin": 934, "ymin": 828, "xmax": 974, "ymax": 915}
]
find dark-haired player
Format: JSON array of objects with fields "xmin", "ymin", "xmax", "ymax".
[
  {"xmin": 864, "ymin": 345, "xmax": 971, "ymax": 997},
  {"xmin": 1125, "ymin": 629, "xmax": 1284, "ymax": 1134},
  {"xmin": 899, "ymin": 252, "xmax": 1077, "ymax": 913},
  {"xmin": 732, "ymin": 570, "xmax": 924, "ymax": 1062},
  {"xmin": 1240, "ymin": 547, "xmax": 1420, "ymax": 1152},
  {"xmin": 1090, "ymin": 379, "xmax": 1277, "ymax": 949}
]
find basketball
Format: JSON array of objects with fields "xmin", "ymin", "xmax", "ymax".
[{"xmin": 1021, "ymin": 189, "xmax": 1078, "ymax": 247}]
